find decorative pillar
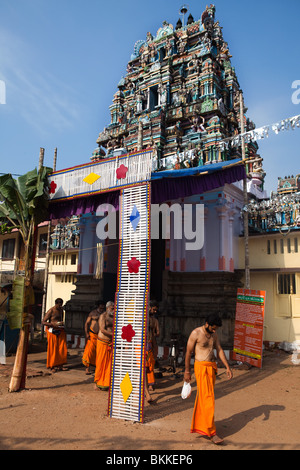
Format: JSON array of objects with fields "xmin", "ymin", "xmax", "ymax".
[
  {"xmin": 228, "ymin": 204, "xmax": 235, "ymax": 272},
  {"xmin": 180, "ymin": 202, "xmax": 186, "ymax": 272},
  {"xmin": 137, "ymin": 120, "xmax": 143, "ymax": 150},
  {"xmin": 215, "ymin": 198, "xmax": 228, "ymax": 271},
  {"xmin": 77, "ymin": 218, "xmax": 85, "ymax": 274},
  {"xmin": 89, "ymin": 217, "xmax": 97, "ymax": 274},
  {"xmin": 200, "ymin": 207, "xmax": 208, "ymax": 271}
]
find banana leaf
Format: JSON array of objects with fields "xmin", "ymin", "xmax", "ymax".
[
  {"xmin": 0, "ymin": 167, "xmax": 52, "ymax": 230},
  {"xmin": 7, "ymin": 276, "xmax": 25, "ymax": 330}
]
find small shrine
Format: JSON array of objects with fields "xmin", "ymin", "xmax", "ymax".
[
  {"xmin": 277, "ymin": 174, "xmax": 300, "ymax": 195},
  {"xmin": 247, "ymin": 174, "xmax": 300, "ymax": 233},
  {"xmin": 50, "ymin": 216, "xmax": 80, "ymax": 250}
]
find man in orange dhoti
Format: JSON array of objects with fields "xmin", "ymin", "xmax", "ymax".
[
  {"xmin": 42, "ymin": 298, "xmax": 68, "ymax": 372},
  {"xmin": 146, "ymin": 301, "xmax": 159, "ymax": 390},
  {"xmin": 145, "ymin": 347, "xmax": 155, "ymax": 387},
  {"xmin": 94, "ymin": 301, "xmax": 114, "ymax": 390},
  {"xmin": 184, "ymin": 313, "xmax": 233, "ymax": 445},
  {"xmin": 46, "ymin": 328, "xmax": 68, "ymax": 370},
  {"xmin": 82, "ymin": 300, "xmax": 105, "ymax": 374},
  {"xmin": 94, "ymin": 337, "xmax": 112, "ymax": 390}
]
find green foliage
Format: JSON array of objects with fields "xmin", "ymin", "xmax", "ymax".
[
  {"xmin": 0, "ymin": 222, "xmax": 12, "ymax": 234},
  {"xmin": 0, "ymin": 166, "xmax": 52, "ymax": 238}
]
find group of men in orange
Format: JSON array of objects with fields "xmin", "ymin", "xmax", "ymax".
[
  {"xmin": 82, "ymin": 300, "xmax": 114, "ymax": 390},
  {"xmin": 42, "ymin": 298, "xmax": 114, "ymax": 390},
  {"xmin": 82, "ymin": 299, "xmax": 160, "ymax": 394},
  {"xmin": 43, "ymin": 298, "xmax": 233, "ymax": 445}
]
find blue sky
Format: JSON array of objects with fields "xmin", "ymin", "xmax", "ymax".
[{"xmin": 0, "ymin": 0, "xmax": 299, "ymax": 195}]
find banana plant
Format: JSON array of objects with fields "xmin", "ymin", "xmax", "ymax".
[{"xmin": 0, "ymin": 166, "xmax": 52, "ymax": 391}]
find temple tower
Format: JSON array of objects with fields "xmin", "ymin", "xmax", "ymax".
[{"xmin": 92, "ymin": 4, "xmax": 265, "ymax": 186}]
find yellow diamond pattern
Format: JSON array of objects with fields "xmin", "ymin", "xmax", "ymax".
[
  {"xmin": 125, "ymin": 298, "xmax": 135, "ymax": 323},
  {"xmin": 120, "ymin": 372, "xmax": 133, "ymax": 403},
  {"xmin": 83, "ymin": 172, "xmax": 101, "ymax": 185}
]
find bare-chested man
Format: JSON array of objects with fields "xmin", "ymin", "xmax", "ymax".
[
  {"xmin": 82, "ymin": 300, "xmax": 106, "ymax": 374},
  {"xmin": 42, "ymin": 298, "xmax": 68, "ymax": 372},
  {"xmin": 94, "ymin": 301, "xmax": 114, "ymax": 390},
  {"xmin": 184, "ymin": 313, "xmax": 233, "ymax": 445}
]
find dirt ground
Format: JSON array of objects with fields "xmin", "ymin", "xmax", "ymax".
[{"xmin": 0, "ymin": 341, "xmax": 299, "ymax": 452}]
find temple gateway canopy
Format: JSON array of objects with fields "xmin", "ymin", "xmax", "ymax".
[{"xmin": 48, "ymin": 157, "xmax": 246, "ymax": 219}]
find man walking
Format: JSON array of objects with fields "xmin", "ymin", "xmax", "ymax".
[
  {"xmin": 82, "ymin": 300, "xmax": 106, "ymax": 374},
  {"xmin": 184, "ymin": 313, "xmax": 233, "ymax": 445}
]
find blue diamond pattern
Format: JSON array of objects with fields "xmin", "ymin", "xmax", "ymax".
[{"xmin": 130, "ymin": 205, "xmax": 140, "ymax": 231}]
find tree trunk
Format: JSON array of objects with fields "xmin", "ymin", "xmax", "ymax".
[
  {"xmin": 8, "ymin": 324, "xmax": 29, "ymax": 392},
  {"xmin": 9, "ymin": 225, "xmax": 35, "ymax": 392}
]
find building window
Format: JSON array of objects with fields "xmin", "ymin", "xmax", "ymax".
[
  {"xmin": 267, "ymin": 240, "xmax": 271, "ymax": 254},
  {"xmin": 278, "ymin": 273, "xmax": 296, "ymax": 295},
  {"xmin": 59, "ymin": 274, "xmax": 76, "ymax": 283},
  {"xmin": 295, "ymin": 238, "xmax": 298, "ymax": 253},
  {"xmin": 71, "ymin": 254, "xmax": 77, "ymax": 265},
  {"xmin": 280, "ymin": 239, "xmax": 284, "ymax": 254},
  {"xmin": 149, "ymin": 86, "xmax": 158, "ymax": 110},
  {"xmin": 287, "ymin": 239, "xmax": 291, "ymax": 253},
  {"xmin": 2, "ymin": 238, "xmax": 15, "ymax": 259},
  {"xmin": 273, "ymin": 240, "xmax": 277, "ymax": 254}
]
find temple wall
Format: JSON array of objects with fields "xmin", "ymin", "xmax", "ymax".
[{"xmin": 158, "ymin": 270, "xmax": 243, "ymax": 349}]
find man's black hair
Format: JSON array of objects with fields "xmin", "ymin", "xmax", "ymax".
[
  {"xmin": 149, "ymin": 300, "xmax": 159, "ymax": 308},
  {"xmin": 205, "ymin": 313, "xmax": 222, "ymax": 327},
  {"xmin": 96, "ymin": 299, "xmax": 106, "ymax": 306}
]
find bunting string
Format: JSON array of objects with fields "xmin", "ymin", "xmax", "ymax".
[{"xmin": 218, "ymin": 114, "xmax": 300, "ymax": 151}]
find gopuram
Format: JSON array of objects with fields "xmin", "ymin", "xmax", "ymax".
[{"xmin": 92, "ymin": 4, "xmax": 263, "ymax": 186}]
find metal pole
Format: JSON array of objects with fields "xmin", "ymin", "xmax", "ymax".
[{"xmin": 240, "ymin": 90, "xmax": 250, "ymax": 289}]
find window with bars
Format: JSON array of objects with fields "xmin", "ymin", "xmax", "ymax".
[
  {"xmin": 280, "ymin": 239, "xmax": 284, "ymax": 254},
  {"xmin": 277, "ymin": 273, "xmax": 296, "ymax": 295},
  {"xmin": 2, "ymin": 238, "xmax": 15, "ymax": 259}
]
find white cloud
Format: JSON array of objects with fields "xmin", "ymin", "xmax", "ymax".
[{"xmin": 0, "ymin": 28, "xmax": 81, "ymax": 135}]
